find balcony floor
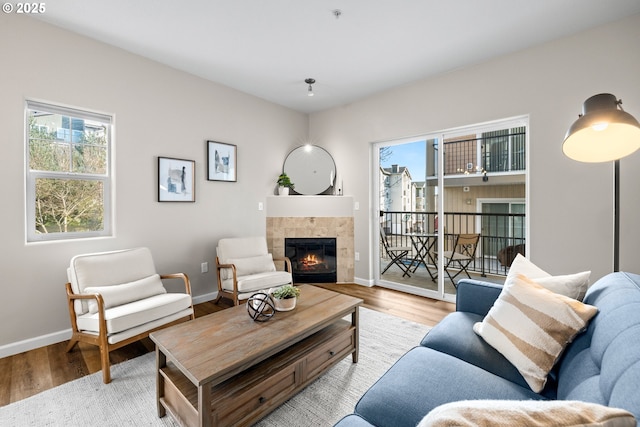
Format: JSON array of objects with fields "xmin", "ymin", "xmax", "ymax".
[{"xmin": 380, "ymin": 261, "xmax": 505, "ymax": 295}]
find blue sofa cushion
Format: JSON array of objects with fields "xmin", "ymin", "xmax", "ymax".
[
  {"xmin": 420, "ymin": 311, "xmax": 530, "ymax": 390},
  {"xmin": 333, "ymin": 414, "xmax": 375, "ymax": 427},
  {"xmin": 354, "ymin": 346, "xmax": 545, "ymax": 427},
  {"xmin": 455, "ymin": 279, "xmax": 502, "ymax": 316},
  {"xmin": 557, "ymin": 272, "xmax": 640, "ymax": 422}
]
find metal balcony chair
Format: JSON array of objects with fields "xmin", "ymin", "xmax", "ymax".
[
  {"xmin": 380, "ymin": 225, "xmax": 412, "ymax": 277},
  {"xmin": 441, "ymin": 233, "xmax": 480, "ymax": 285}
]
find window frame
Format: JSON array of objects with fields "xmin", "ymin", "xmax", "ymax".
[{"xmin": 25, "ymin": 100, "xmax": 113, "ymax": 242}]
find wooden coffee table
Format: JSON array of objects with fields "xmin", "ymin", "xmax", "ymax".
[{"xmin": 150, "ymin": 284, "xmax": 362, "ymax": 427}]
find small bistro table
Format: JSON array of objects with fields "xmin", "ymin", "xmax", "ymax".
[{"xmin": 407, "ymin": 233, "xmax": 438, "ymax": 280}]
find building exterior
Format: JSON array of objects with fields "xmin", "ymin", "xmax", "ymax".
[{"xmin": 380, "ymin": 164, "xmax": 414, "ymax": 233}]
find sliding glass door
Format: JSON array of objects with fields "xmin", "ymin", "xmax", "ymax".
[{"xmin": 374, "ymin": 117, "xmax": 528, "ymax": 302}]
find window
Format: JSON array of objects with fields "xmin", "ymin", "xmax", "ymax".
[
  {"xmin": 479, "ymin": 200, "xmax": 526, "ymax": 258},
  {"xmin": 481, "ymin": 126, "xmax": 526, "ymax": 172},
  {"xmin": 26, "ymin": 100, "xmax": 112, "ymax": 242}
]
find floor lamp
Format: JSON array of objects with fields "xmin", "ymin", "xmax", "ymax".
[{"xmin": 563, "ymin": 93, "xmax": 640, "ymax": 272}]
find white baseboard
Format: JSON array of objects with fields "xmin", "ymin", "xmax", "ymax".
[
  {"xmin": 354, "ymin": 276, "xmax": 374, "ymax": 287},
  {"xmin": 0, "ymin": 329, "xmax": 72, "ymax": 359},
  {"xmin": 0, "ymin": 291, "xmax": 220, "ymax": 359},
  {"xmin": 192, "ymin": 291, "xmax": 218, "ymax": 305}
]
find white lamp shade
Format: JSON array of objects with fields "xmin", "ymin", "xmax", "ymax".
[{"xmin": 563, "ymin": 94, "xmax": 640, "ymax": 163}]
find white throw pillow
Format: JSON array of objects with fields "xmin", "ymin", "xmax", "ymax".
[
  {"xmin": 473, "ymin": 274, "xmax": 598, "ymax": 392},
  {"xmin": 84, "ymin": 274, "xmax": 166, "ymax": 314},
  {"xmin": 507, "ymin": 254, "xmax": 591, "ymax": 300},
  {"xmin": 221, "ymin": 254, "xmax": 276, "ymax": 280},
  {"xmin": 417, "ymin": 400, "xmax": 636, "ymax": 427}
]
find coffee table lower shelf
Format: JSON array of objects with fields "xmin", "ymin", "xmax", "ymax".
[{"xmin": 158, "ymin": 320, "xmax": 356, "ymax": 427}]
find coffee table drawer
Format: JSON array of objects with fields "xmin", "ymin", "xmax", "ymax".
[
  {"xmin": 305, "ymin": 327, "xmax": 355, "ymax": 380},
  {"xmin": 211, "ymin": 363, "xmax": 298, "ymax": 426}
]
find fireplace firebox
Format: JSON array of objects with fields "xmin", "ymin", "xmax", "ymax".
[{"xmin": 285, "ymin": 238, "xmax": 337, "ymax": 283}]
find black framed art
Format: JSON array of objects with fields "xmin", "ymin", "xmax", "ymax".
[
  {"xmin": 207, "ymin": 141, "xmax": 237, "ymax": 182},
  {"xmin": 158, "ymin": 157, "xmax": 195, "ymax": 202}
]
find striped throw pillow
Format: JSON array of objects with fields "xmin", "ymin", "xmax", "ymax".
[
  {"xmin": 507, "ymin": 254, "xmax": 591, "ymax": 301},
  {"xmin": 473, "ymin": 274, "xmax": 598, "ymax": 392}
]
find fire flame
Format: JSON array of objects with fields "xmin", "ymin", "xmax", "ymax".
[{"xmin": 301, "ymin": 254, "xmax": 320, "ymax": 266}]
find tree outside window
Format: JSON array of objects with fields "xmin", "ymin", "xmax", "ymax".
[{"xmin": 26, "ymin": 101, "xmax": 112, "ymax": 241}]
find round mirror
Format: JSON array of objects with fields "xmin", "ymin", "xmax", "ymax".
[{"xmin": 283, "ymin": 145, "xmax": 336, "ymax": 195}]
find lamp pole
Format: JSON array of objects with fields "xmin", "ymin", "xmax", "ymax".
[{"xmin": 614, "ymin": 159, "xmax": 620, "ymax": 272}]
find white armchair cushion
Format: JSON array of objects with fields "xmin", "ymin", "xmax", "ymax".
[
  {"xmin": 106, "ymin": 308, "xmax": 194, "ymax": 345},
  {"xmin": 76, "ymin": 293, "xmax": 192, "ymax": 339},
  {"xmin": 221, "ymin": 254, "xmax": 276, "ymax": 280},
  {"xmin": 221, "ymin": 271, "xmax": 292, "ymax": 293},
  {"xmin": 69, "ymin": 247, "xmax": 159, "ymax": 314},
  {"xmin": 217, "ymin": 237, "xmax": 269, "ymax": 260},
  {"xmin": 84, "ymin": 274, "xmax": 167, "ymax": 314}
]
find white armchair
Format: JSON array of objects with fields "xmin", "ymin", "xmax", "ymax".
[
  {"xmin": 215, "ymin": 236, "xmax": 293, "ymax": 305},
  {"xmin": 65, "ymin": 247, "xmax": 194, "ymax": 383}
]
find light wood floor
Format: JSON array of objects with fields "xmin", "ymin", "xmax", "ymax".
[{"xmin": 0, "ymin": 283, "xmax": 454, "ymax": 407}]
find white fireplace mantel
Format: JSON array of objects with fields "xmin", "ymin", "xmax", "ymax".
[{"xmin": 266, "ymin": 195, "xmax": 354, "ymax": 218}]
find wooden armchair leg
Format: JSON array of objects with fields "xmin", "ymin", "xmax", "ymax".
[
  {"xmin": 65, "ymin": 338, "xmax": 79, "ymax": 353},
  {"xmin": 101, "ymin": 347, "xmax": 112, "ymax": 384}
]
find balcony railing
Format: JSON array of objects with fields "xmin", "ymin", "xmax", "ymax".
[
  {"xmin": 431, "ymin": 127, "xmax": 526, "ymax": 177},
  {"xmin": 380, "ymin": 210, "xmax": 526, "ymax": 277}
]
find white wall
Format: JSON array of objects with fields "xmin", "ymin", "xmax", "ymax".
[
  {"xmin": 0, "ymin": 15, "xmax": 308, "ymax": 353},
  {"xmin": 309, "ymin": 14, "xmax": 640, "ymax": 285}
]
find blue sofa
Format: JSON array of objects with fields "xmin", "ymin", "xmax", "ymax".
[{"xmin": 334, "ymin": 272, "xmax": 640, "ymax": 426}]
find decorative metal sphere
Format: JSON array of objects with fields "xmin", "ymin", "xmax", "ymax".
[{"xmin": 247, "ymin": 292, "xmax": 276, "ymax": 322}]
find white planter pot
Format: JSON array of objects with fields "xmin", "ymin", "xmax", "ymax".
[
  {"xmin": 278, "ymin": 186, "xmax": 290, "ymax": 196},
  {"xmin": 272, "ymin": 296, "xmax": 296, "ymax": 311}
]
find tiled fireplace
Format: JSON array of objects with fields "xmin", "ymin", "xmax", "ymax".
[
  {"xmin": 265, "ymin": 196, "xmax": 354, "ymax": 283},
  {"xmin": 285, "ymin": 237, "xmax": 337, "ymax": 283}
]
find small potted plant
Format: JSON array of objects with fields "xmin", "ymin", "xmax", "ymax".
[
  {"xmin": 277, "ymin": 173, "xmax": 295, "ymax": 196},
  {"xmin": 270, "ymin": 284, "xmax": 301, "ymax": 311}
]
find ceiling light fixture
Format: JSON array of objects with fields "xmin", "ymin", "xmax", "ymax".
[{"xmin": 305, "ymin": 78, "xmax": 316, "ymax": 97}]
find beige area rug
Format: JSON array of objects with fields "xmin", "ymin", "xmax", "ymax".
[{"xmin": 0, "ymin": 307, "xmax": 430, "ymax": 426}]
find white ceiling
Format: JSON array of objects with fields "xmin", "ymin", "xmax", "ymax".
[{"xmin": 35, "ymin": 0, "xmax": 640, "ymax": 114}]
